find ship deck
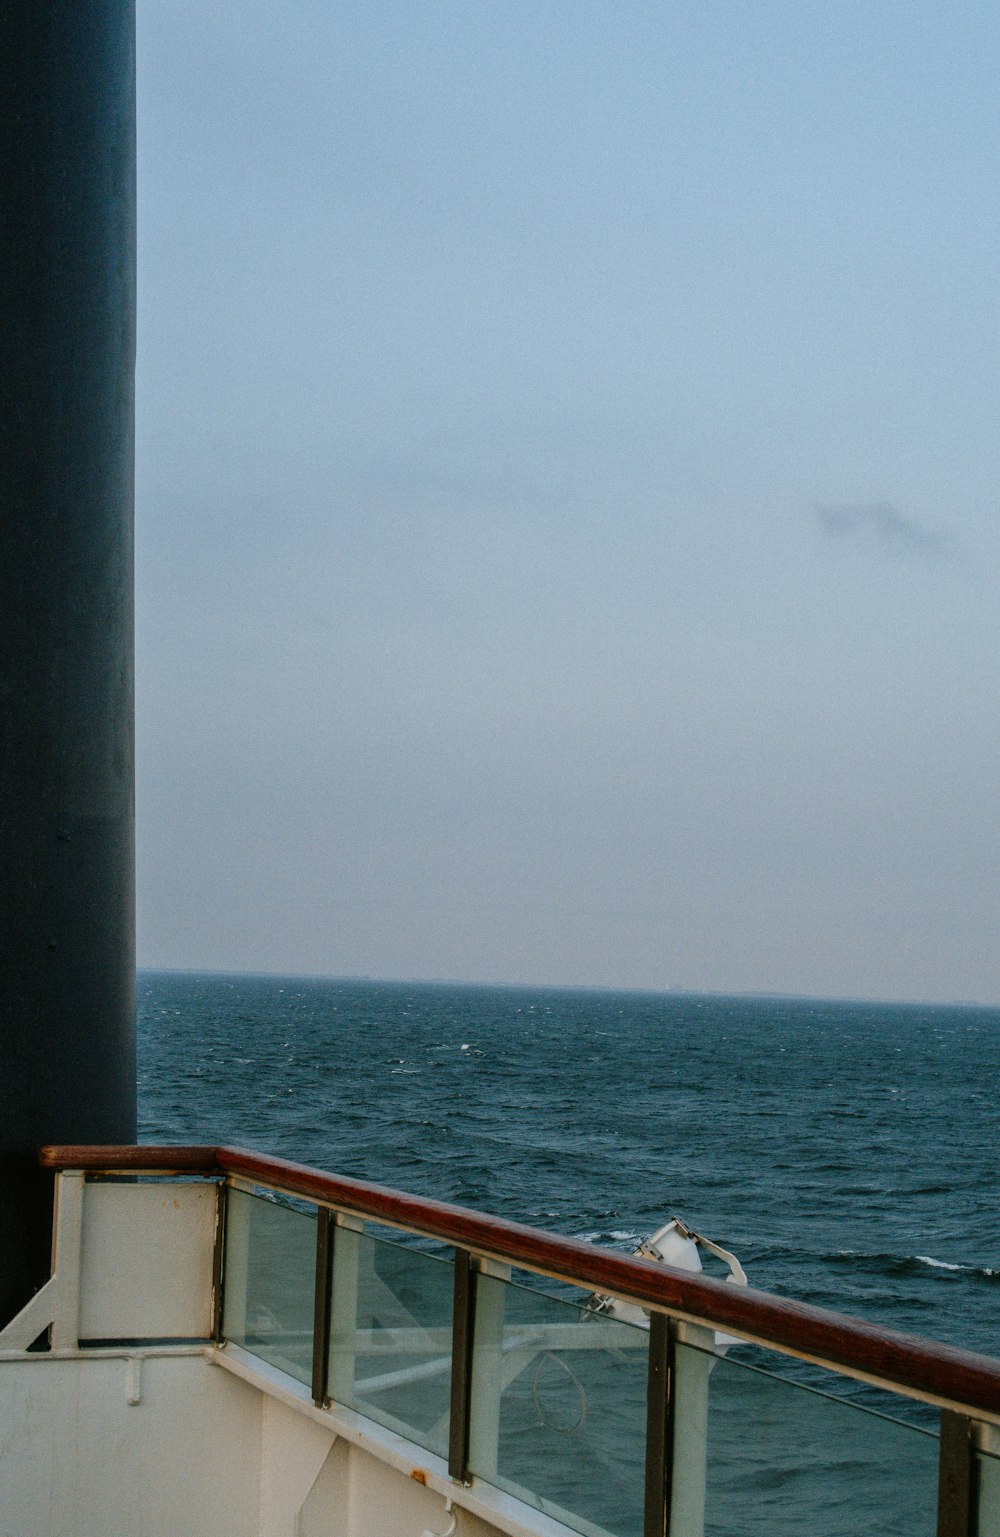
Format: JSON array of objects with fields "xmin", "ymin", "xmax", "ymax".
[{"xmin": 1, "ymin": 1144, "xmax": 998, "ymax": 1537}]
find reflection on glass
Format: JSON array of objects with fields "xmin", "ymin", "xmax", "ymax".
[
  {"xmin": 469, "ymin": 1272, "xmax": 648, "ymax": 1537},
  {"xmin": 223, "ymin": 1187, "xmax": 315, "ymax": 1386},
  {"xmin": 977, "ymin": 1449, "xmax": 1000, "ymax": 1537},
  {"xmin": 328, "ymin": 1229, "xmax": 454, "ymax": 1458},
  {"xmin": 675, "ymin": 1340, "xmax": 939, "ymax": 1537}
]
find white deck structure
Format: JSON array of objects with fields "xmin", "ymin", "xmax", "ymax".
[{"xmin": 2, "ymin": 1150, "xmax": 999, "ymax": 1537}]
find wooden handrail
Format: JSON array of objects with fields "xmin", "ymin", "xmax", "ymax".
[
  {"xmin": 39, "ymin": 1142, "xmax": 1000, "ymax": 1420},
  {"xmin": 40, "ymin": 1144, "xmax": 221, "ymax": 1172}
]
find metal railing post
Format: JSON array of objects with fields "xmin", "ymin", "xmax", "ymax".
[
  {"xmin": 644, "ymin": 1312, "xmax": 674, "ymax": 1537},
  {"xmin": 311, "ymin": 1208, "xmax": 335, "ymax": 1407},
  {"xmin": 938, "ymin": 1411, "xmax": 975, "ymax": 1537},
  {"xmin": 210, "ymin": 1179, "xmax": 227, "ymax": 1344},
  {"xmin": 448, "ymin": 1248, "xmax": 477, "ymax": 1481}
]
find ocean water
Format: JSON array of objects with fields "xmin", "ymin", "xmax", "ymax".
[
  {"xmin": 138, "ymin": 971, "xmax": 1000, "ymax": 1358},
  {"xmin": 138, "ymin": 972, "xmax": 999, "ymax": 1535}
]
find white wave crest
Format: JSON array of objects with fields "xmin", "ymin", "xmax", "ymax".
[
  {"xmin": 576, "ymin": 1229, "xmax": 641, "ymax": 1245},
  {"xmin": 915, "ymin": 1254, "xmax": 965, "ymax": 1272}
]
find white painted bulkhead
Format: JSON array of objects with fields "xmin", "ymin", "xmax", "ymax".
[
  {"xmin": 0, "ymin": 1175, "xmax": 587, "ymax": 1537},
  {"xmin": 0, "ymin": 1347, "xmax": 548, "ymax": 1537}
]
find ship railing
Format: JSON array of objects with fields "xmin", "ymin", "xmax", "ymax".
[{"xmin": 26, "ymin": 1145, "xmax": 1000, "ymax": 1537}]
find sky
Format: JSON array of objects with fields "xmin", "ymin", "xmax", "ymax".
[{"xmin": 135, "ymin": 3, "xmax": 1000, "ymax": 1004}]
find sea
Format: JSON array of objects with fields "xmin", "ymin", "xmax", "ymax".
[
  {"xmin": 138, "ymin": 971, "xmax": 998, "ymax": 1536},
  {"xmin": 138, "ymin": 969, "xmax": 999, "ymax": 1356}
]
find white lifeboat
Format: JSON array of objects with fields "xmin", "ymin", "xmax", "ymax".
[{"xmin": 588, "ymin": 1216, "xmax": 747, "ymax": 1349}]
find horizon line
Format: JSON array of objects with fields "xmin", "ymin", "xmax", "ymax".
[{"xmin": 135, "ymin": 964, "xmax": 994, "ymax": 1013}]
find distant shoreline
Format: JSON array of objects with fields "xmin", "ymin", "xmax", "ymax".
[{"xmin": 136, "ymin": 966, "xmax": 994, "ymax": 1013}]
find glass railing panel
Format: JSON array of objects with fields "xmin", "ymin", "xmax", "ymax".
[
  {"xmin": 468, "ymin": 1272, "xmax": 648, "ymax": 1537},
  {"xmin": 977, "ymin": 1448, "xmax": 1000, "ymax": 1537},
  {"xmin": 673, "ymin": 1338, "xmax": 939, "ymax": 1537},
  {"xmin": 223, "ymin": 1187, "xmax": 315, "ymax": 1386},
  {"xmin": 328, "ymin": 1228, "xmax": 454, "ymax": 1458}
]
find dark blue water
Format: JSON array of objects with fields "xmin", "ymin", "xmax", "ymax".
[{"xmin": 137, "ymin": 971, "xmax": 1000, "ymax": 1358}]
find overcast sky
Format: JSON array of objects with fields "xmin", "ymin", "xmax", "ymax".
[{"xmin": 135, "ymin": 3, "xmax": 1000, "ymax": 1004}]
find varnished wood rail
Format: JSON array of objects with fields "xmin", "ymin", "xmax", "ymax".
[{"xmin": 39, "ymin": 1143, "xmax": 1000, "ymax": 1421}]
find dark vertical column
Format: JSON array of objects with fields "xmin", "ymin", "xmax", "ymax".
[
  {"xmin": 937, "ymin": 1411, "xmax": 975, "ymax": 1537},
  {"xmin": 448, "ymin": 1249, "xmax": 477, "ymax": 1481},
  {"xmin": 0, "ymin": 1, "xmax": 137, "ymax": 1325},
  {"xmin": 311, "ymin": 1209, "xmax": 335, "ymax": 1406},
  {"xmin": 644, "ymin": 1312, "xmax": 674, "ymax": 1537}
]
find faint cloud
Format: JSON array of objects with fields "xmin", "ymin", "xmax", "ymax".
[{"xmin": 814, "ymin": 502, "xmax": 954, "ymax": 559}]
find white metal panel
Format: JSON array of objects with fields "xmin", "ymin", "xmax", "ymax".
[
  {"xmin": 259, "ymin": 1396, "xmax": 338, "ymax": 1536},
  {"xmin": 342, "ymin": 1441, "xmax": 501, "ymax": 1537},
  {"xmin": 78, "ymin": 1181, "xmax": 217, "ymax": 1340},
  {"xmin": 0, "ymin": 1352, "xmax": 261, "ymax": 1537}
]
